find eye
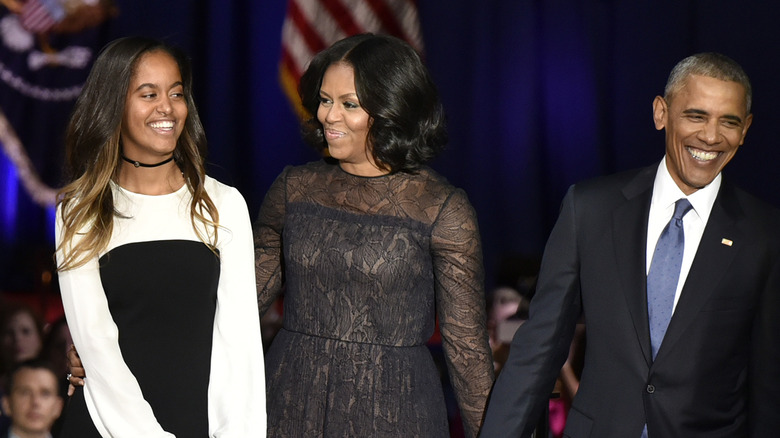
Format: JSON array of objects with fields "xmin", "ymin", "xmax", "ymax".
[
  {"xmin": 141, "ymin": 93, "xmax": 157, "ymax": 99},
  {"xmin": 318, "ymin": 95, "xmax": 333, "ymax": 106},
  {"xmin": 344, "ymin": 101, "xmax": 360, "ymax": 110}
]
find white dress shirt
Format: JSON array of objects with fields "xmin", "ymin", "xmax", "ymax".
[{"xmin": 646, "ymin": 157, "xmax": 720, "ymax": 312}]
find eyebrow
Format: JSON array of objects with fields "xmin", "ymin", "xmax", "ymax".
[
  {"xmin": 134, "ymin": 81, "xmax": 183, "ymax": 92},
  {"xmin": 682, "ymin": 108, "xmax": 743, "ymax": 124},
  {"xmin": 319, "ymin": 90, "xmax": 358, "ymax": 99}
]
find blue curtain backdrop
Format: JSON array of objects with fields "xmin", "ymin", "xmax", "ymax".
[{"xmin": 3, "ymin": 0, "xmax": 780, "ymax": 301}]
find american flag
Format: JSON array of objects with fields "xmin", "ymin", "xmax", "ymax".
[
  {"xmin": 280, "ymin": 0, "xmax": 423, "ymax": 117},
  {"xmin": 19, "ymin": 0, "xmax": 65, "ymax": 33}
]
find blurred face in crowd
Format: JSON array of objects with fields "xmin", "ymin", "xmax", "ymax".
[
  {"xmin": 317, "ymin": 62, "xmax": 378, "ymax": 176},
  {"xmin": 121, "ymin": 50, "xmax": 187, "ymax": 163},
  {"xmin": 2, "ymin": 311, "xmax": 42, "ymax": 365},
  {"xmin": 44, "ymin": 322, "xmax": 73, "ymax": 375},
  {"xmin": 2, "ymin": 367, "xmax": 63, "ymax": 436},
  {"xmin": 653, "ymin": 74, "xmax": 752, "ymax": 195}
]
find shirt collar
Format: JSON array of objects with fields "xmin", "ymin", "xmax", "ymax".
[
  {"xmin": 9, "ymin": 429, "xmax": 52, "ymax": 438},
  {"xmin": 652, "ymin": 156, "xmax": 720, "ymax": 224}
]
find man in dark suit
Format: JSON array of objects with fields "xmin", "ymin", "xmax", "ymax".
[{"xmin": 481, "ymin": 53, "xmax": 780, "ymax": 437}]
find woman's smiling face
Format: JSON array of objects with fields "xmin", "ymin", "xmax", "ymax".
[
  {"xmin": 120, "ymin": 50, "xmax": 188, "ymax": 162},
  {"xmin": 317, "ymin": 62, "xmax": 378, "ymax": 175}
]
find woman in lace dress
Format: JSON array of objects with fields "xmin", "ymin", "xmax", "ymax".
[
  {"xmin": 56, "ymin": 37, "xmax": 265, "ymax": 437},
  {"xmin": 255, "ymin": 34, "xmax": 494, "ymax": 437}
]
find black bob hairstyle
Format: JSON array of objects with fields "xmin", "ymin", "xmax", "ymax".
[{"xmin": 299, "ymin": 33, "xmax": 447, "ymax": 173}]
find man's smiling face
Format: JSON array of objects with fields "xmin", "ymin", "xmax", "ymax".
[{"xmin": 653, "ymin": 74, "xmax": 752, "ymax": 195}]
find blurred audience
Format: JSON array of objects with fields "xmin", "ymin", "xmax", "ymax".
[
  {"xmin": 1, "ymin": 304, "xmax": 45, "ymax": 432},
  {"xmin": 39, "ymin": 317, "xmax": 71, "ymax": 437},
  {"xmin": 486, "ymin": 255, "xmax": 538, "ymax": 375},
  {"xmin": 486, "ymin": 255, "xmax": 584, "ymax": 438},
  {"xmin": 39, "ymin": 318, "xmax": 71, "ymax": 398},
  {"xmin": 1, "ymin": 304, "xmax": 44, "ymax": 375},
  {"xmin": 1, "ymin": 359, "xmax": 63, "ymax": 438}
]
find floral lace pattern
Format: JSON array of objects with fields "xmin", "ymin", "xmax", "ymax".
[{"xmin": 255, "ymin": 160, "xmax": 494, "ymax": 437}]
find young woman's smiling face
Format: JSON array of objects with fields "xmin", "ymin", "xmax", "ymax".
[{"xmin": 120, "ymin": 50, "xmax": 188, "ymax": 162}]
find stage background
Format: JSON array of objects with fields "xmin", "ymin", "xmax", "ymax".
[{"xmin": 2, "ymin": 0, "xmax": 780, "ymax": 320}]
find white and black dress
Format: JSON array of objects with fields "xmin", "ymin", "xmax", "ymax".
[{"xmin": 56, "ymin": 177, "xmax": 265, "ymax": 438}]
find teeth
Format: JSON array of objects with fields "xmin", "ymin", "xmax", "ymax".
[
  {"xmin": 150, "ymin": 121, "xmax": 174, "ymax": 129},
  {"xmin": 687, "ymin": 147, "xmax": 718, "ymax": 161}
]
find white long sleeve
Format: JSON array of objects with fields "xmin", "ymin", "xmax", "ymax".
[
  {"xmin": 206, "ymin": 181, "xmax": 267, "ymax": 437},
  {"xmin": 56, "ymin": 209, "xmax": 175, "ymax": 438}
]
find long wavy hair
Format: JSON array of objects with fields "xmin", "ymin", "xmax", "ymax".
[
  {"xmin": 299, "ymin": 33, "xmax": 447, "ymax": 173},
  {"xmin": 57, "ymin": 36, "xmax": 218, "ymax": 271}
]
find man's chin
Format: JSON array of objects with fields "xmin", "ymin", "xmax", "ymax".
[{"xmin": 681, "ymin": 176, "xmax": 716, "ymax": 192}]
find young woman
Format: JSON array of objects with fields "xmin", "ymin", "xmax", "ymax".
[{"xmin": 55, "ymin": 36, "xmax": 265, "ymax": 437}]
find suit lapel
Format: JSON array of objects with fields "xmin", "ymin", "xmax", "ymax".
[
  {"xmin": 613, "ymin": 166, "xmax": 655, "ymax": 367},
  {"xmin": 654, "ymin": 183, "xmax": 742, "ymax": 364}
]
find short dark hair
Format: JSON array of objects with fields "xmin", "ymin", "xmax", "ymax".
[
  {"xmin": 664, "ymin": 52, "xmax": 752, "ymax": 113},
  {"xmin": 4, "ymin": 358, "xmax": 59, "ymax": 395},
  {"xmin": 299, "ymin": 33, "xmax": 447, "ymax": 173}
]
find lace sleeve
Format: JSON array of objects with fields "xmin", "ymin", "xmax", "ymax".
[
  {"xmin": 431, "ymin": 189, "xmax": 495, "ymax": 438},
  {"xmin": 254, "ymin": 168, "xmax": 288, "ymax": 318}
]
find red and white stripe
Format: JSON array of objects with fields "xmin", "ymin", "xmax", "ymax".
[
  {"xmin": 280, "ymin": 0, "xmax": 422, "ymax": 117},
  {"xmin": 20, "ymin": 0, "xmax": 58, "ymax": 33}
]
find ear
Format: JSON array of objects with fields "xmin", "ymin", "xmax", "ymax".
[
  {"xmin": 1, "ymin": 395, "xmax": 10, "ymax": 416},
  {"xmin": 739, "ymin": 113, "xmax": 753, "ymax": 146},
  {"xmin": 53, "ymin": 396, "xmax": 65, "ymax": 419},
  {"xmin": 652, "ymin": 96, "xmax": 667, "ymax": 131}
]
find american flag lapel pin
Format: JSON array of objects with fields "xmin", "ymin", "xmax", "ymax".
[{"xmin": 721, "ymin": 238, "xmax": 733, "ymax": 247}]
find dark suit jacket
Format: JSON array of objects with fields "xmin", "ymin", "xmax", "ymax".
[{"xmin": 481, "ymin": 164, "xmax": 780, "ymax": 437}]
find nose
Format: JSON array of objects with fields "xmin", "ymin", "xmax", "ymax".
[
  {"xmin": 323, "ymin": 104, "xmax": 341, "ymax": 124},
  {"xmin": 157, "ymin": 96, "xmax": 172, "ymax": 115},
  {"xmin": 31, "ymin": 393, "xmax": 42, "ymax": 407},
  {"xmin": 697, "ymin": 120, "xmax": 722, "ymax": 145}
]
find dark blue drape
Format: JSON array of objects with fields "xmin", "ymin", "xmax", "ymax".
[{"xmin": 3, "ymin": 0, "xmax": 780, "ymax": 296}]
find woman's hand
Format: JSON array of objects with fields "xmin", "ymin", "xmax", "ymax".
[{"xmin": 66, "ymin": 344, "xmax": 86, "ymax": 396}]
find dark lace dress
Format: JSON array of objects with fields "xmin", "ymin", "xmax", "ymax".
[{"xmin": 254, "ymin": 160, "xmax": 494, "ymax": 438}]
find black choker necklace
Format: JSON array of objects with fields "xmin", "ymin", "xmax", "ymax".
[{"xmin": 121, "ymin": 155, "xmax": 174, "ymax": 168}]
